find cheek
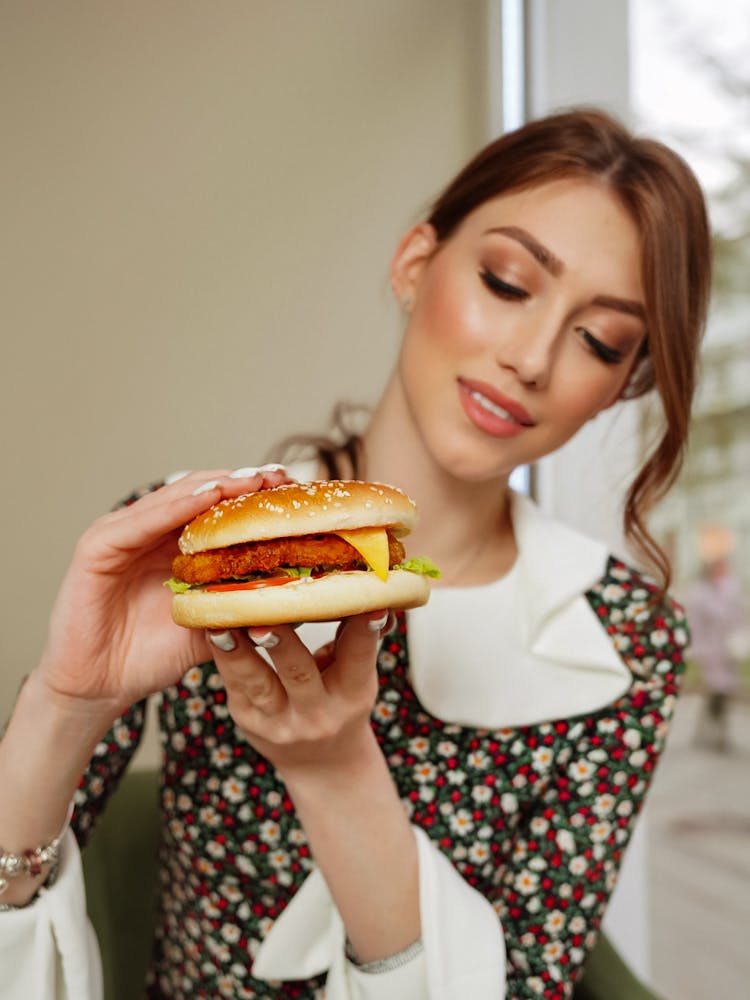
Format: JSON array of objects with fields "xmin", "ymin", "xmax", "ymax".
[
  {"xmin": 415, "ymin": 265, "xmax": 488, "ymax": 356},
  {"xmin": 556, "ymin": 367, "xmax": 628, "ymax": 424}
]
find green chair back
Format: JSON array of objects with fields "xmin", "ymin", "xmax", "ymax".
[{"xmin": 82, "ymin": 768, "xmax": 160, "ymax": 1000}]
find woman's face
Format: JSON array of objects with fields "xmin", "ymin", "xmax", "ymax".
[{"xmin": 392, "ymin": 178, "xmax": 648, "ymax": 482}]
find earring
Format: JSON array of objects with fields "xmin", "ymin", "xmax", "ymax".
[{"xmin": 401, "ymin": 295, "xmax": 413, "ymax": 312}]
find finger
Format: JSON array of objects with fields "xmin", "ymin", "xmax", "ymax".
[
  {"xmin": 324, "ymin": 610, "xmax": 389, "ymax": 696},
  {"xmin": 312, "ymin": 641, "xmax": 336, "ymax": 673},
  {"xmin": 247, "ymin": 625, "xmax": 326, "ymax": 707},
  {"xmin": 113, "ymin": 464, "xmax": 290, "ymax": 521},
  {"xmin": 90, "ymin": 468, "xmax": 288, "ymax": 558},
  {"xmin": 206, "ymin": 629, "xmax": 287, "ymax": 715}
]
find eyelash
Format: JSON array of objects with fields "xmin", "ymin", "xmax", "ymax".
[
  {"xmin": 577, "ymin": 328, "xmax": 623, "ymax": 365},
  {"xmin": 479, "ymin": 269, "xmax": 528, "ymax": 300},
  {"xmin": 479, "ymin": 269, "xmax": 624, "ymax": 366}
]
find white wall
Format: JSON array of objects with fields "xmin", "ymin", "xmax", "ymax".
[{"xmin": 0, "ymin": 1, "xmax": 489, "ymax": 712}]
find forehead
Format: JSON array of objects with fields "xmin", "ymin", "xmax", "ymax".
[{"xmin": 466, "ymin": 177, "xmax": 636, "ymax": 232}]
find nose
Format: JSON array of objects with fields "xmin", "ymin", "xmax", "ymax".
[{"xmin": 496, "ymin": 314, "xmax": 560, "ymax": 390}]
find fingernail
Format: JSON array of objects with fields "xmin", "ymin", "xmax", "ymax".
[
  {"xmin": 229, "ymin": 466, "xmax": 260, "ymax": 478},
  {"xmin": 207, "ymin": 630, "xmax": 237, "ymax": 652},
  {"xmin": 257, "ymin": 463, "xmax": 286, "ymax": 473},
  {"xmin": 248, "ymin": 630, "xmax": 280, "ymax": 649},
  {"xmin": 192, "ymin": 479, "xmax": 220, "ymax": 496},
  {"xmin": 165, "ymin": 470, "xmax": 191, "ymax": 484},
  {"xmin": 367, "ymin": 613, "xmax": 389, "ymax": 633}
]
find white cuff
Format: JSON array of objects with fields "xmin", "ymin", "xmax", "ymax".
[
  {"xmin": 0, "ymin": 830, "xmax": 103, "ymax": 1000},
  {"xmin": 252, "ymin": 826, "xmax": 505, "ymax": 999},
  {"xmin": 335, "ymin": 947, "xmax": 428, "ymax": 999}
]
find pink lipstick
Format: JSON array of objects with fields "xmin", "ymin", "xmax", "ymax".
[{"xmin": 457, "ymin": 377, "xmax": 535, "ymax": 438}]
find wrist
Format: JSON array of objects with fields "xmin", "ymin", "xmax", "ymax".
[
  {"xmin": 0, "ymin": 804, "xmax": 71, "ymax": 907},
  {"xmin": 23, "ymin": 667, "xmax": 119, "ymax": 742},
  {"xmin": 0, "ymin": 671, "xmax": 112, "ymax": 855},
  {"xmin": 277, "ymin": 723, "xmax": 382, "ymax": 792}
]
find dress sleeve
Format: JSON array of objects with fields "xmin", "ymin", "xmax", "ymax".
[
  {"xmin": 497, "ymin": 593, "xmax": 687, "ymax": 998},
  {"xmin": 70, "ymin": 699, "xmax": 148, "ymax": 849}
]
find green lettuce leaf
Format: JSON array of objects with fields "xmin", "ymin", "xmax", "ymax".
[{"xmin": 396, "ymin": 556, "xmax": 441, "ymax": 579}]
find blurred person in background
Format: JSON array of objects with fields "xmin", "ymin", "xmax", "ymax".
[{"xmin": 684, "ymin": 525, "xmax": 746, "ymax": 753}]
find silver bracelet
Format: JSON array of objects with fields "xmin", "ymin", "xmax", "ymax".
[
  {"xmin": 0, "ymin": 801, "xmax": 72, "ymax": 896},
  {"xmin": 0, "ymin": 860, "xmax": 61, "ymax": 912},
  {"xmin": 345, "ymin": 937, "xmax": 424, "ymax": 975}
]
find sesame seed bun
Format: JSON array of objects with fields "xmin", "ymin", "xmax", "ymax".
[{"xmin": 178, "ymin": 480, "xmax": 419, "ymax": 554}]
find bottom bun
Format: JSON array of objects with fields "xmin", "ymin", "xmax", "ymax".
[{"xmin": 171, "ymin": 569, "xmax": 431, "ymax": 628}]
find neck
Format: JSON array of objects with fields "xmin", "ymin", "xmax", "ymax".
[{"xmin": 360, "ymin": 371, "xmax": 517, "ymax": 587}]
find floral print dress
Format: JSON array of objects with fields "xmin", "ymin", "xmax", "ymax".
[{"xmin": 71, "ymin": 539, "xmax": 687, "ymax": 999}]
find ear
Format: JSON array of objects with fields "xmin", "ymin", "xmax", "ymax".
[{"xmin": 389, "ymin": 223, "xmax": 439, "ymax": 309}]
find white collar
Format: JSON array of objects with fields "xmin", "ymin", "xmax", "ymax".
[{"xmin": 406, "ymin": 490, "xmax": 631, "ymax": 728}]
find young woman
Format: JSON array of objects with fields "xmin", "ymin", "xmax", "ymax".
[{"xmin": 0, "ymin": 108, "xmax": 711, "ymax": 999}]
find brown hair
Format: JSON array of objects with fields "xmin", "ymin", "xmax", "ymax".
[{"xmin": 277, "ymin": 108, "xmax": 712, "ymax": 593}]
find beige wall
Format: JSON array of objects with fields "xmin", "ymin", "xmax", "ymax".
[{"xmin": 0, "ymin": 2, "xmax": 489, "ymax": 714}]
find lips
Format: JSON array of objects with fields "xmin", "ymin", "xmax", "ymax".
[{"xmin": 457, "ymin": 377, "xmax": 535, "ymax": 433}]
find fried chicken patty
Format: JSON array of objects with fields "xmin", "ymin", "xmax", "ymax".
[{"xmin": 172, "ymin": 532, "xmax": 406, "ymax": 585}]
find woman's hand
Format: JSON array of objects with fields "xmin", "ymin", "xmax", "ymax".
[
  {"xmin": 35, "ymin": 466, "xmax": 290, "ymax": 724},
  {"xmin": 207, "ymin": 611, "xmax": 391, "ymax": 776}
]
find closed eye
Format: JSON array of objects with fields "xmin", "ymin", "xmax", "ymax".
[
  {"xmin": 479, "ymin": 269, "xmax": 529, "ymax": 301},
  {"xmin": 577, "ymin": 327, "xmax": 624, "ymax": 365}
]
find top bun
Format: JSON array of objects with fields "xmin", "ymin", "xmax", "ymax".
[{"xmin": 178, "ymin": 480, "xmax": 419, "ymax": 555}]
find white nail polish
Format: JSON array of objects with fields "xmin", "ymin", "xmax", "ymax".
[
  {"xmin": 229, "ymin": 466, "xmax": 260, "ymax": 478},
  {"xmin": 192, "ymin": 479, "xmax": 220, "ymax": 496},
  {"xmin": 257, "ymin": 463, "xmax": 286, "ymax": 473},
  {"xmin": 207, "ymin": 631, "xmax": 237, "ymax": 652},
  {"xmin": 165, "ymin": 470, "xmax": 191, "ymax": 484},
  {"xmin": 249, "ymin": 630, "xmax": 280, "ymax": 649},
  {"xmin": 368, "ymin": 614, "xmax": 389, "ymax": 633}
]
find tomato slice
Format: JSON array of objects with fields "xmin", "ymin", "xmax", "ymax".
[{"xmin": 204, "ymin": 577, "xmax": 298, "ymax": 593}]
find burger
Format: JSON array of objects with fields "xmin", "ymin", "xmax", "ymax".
[{"xmin": 167, "ymin": 480, "xmax": 439, "ymax": 628}]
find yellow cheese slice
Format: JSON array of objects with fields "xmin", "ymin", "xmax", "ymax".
[{"xmin": 334, "ymin": 527, "xmax": 390, "ymax": 582}]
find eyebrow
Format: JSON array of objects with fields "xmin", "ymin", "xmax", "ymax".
[
  {"xmin": 591, "ymin": 294, "xmax": 647, "ymax": 322},
  {"xmin": 485, "ymin": 225, "xmax": 647, "ymax": 322},
  {"xmin": 485, "ymin": 225, "xmax": 564, "ymax": 276}
]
